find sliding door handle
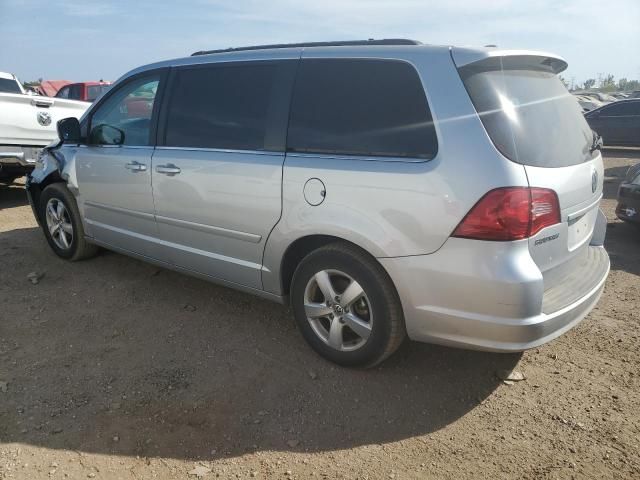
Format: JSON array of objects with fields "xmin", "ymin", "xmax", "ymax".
[
  {"xmin": 124, "ymin": 161, "xmax": 147, "ymax": 172},
  {"xmin": 156, "ymin": 164, "xmax": 181, "ymax": 176}
]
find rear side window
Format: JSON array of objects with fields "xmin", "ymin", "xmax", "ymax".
[
  {"xmin": 164, "ymin": 61, "xmax": 295, "ymax": 151},
  {"xmin": 599, "ymin": 101, "xmax": 640, "ymax": 116},
  {"xmin": 288, "ymin": 59, "xmax": 438, "ymax": 159},
  {"xmin": 0, "ymin": 78, "xmax": 22, "ymax": 94}
]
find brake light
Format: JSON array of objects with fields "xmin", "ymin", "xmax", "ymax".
[{"xmin": 452, "ymin": 187, "xmax": 560, "ymax": 241}]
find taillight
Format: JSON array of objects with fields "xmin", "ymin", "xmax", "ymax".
[{"xmin": 452, "ymin": 187, "xmax": 560, "ymax": 241}]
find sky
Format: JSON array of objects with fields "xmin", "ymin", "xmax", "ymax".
[{"xmin": 1, "ymin": 0, "xmax": 638, "ymax": 87}]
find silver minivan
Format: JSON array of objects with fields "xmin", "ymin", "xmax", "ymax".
[{"xmin": 27, "ymin": 39, "xmax": 610, "ymax": 367}]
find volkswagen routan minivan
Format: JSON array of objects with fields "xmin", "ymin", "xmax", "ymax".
[{"xmin": 27, "ymin": 39, "xmax": 610, "ymax": 367}]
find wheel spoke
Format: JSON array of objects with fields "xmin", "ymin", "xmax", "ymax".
[
  {"xmin": 60, "ymin": 221, "xmax": 73, "ymax": 234},
  {"xmin": 314, "ymin": 270, "xmax": 337, "ymax": 302},
  {"xmin": 48, "ymin": 223, "xmax": 59, "ymax": 236},
  {"xmin": 59, "ymin": 230, "xmax": 70, "ymax": 248},
  {"xmin": 340, "ymin": 280, "xmax": 365, "ymax": 308},
  {"xmin": 328, "ymin": 319, "xmax": 344, "ymax": 349},
  {"xmin": 56, "ymin": 201, "xmax": 65, "ymax": 221},
  {"xmin": 343, "ymin": 313, "xmax": 372, "ymax": 340},
  {"xmin": 304, "ymin": 302, "xmax": 333, "ymax": 319},
  {"xmin": 47, "ymin": 202, "xmax": 58, "ymax": 222}
]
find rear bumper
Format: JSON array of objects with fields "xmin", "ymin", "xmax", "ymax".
[
  {"xmin": 380, "ymin": 240, "xmax": 609, "ymax": 353},
  {"xmin": 616, "ymin": 184, "xmax": 640, "ymax": 224},
  {"xmin": 0, "ymin": 146, "xmax": 41, "ymax": 176}
]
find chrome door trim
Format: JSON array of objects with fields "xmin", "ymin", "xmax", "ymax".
[
  {"xmin": 77, "ymin": 144, "xmax": 155, "ymax": 150},
  {"xmin": 155, "ymin": 214, "xmax": 262, "ymax": 243},
  {"xmin": 154, "ymin": 146, "xmax": 283, "ymax": 156},
  {"xmin": 84, "ymin": 200, "xmax": 155, "ymax": 221},
  {"xmin": 285, "ymin": 151, "xmax": 429, "ymax": 163}
]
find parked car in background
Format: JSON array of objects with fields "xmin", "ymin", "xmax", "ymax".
[
  {"xmin": 585, "ymin": 99, "xmax": 640, "ymax": 147},
  {"xmin": 28, "ymin": 40, "xmax": 609, "ymax": 366},
  {"xmin": 0, "ymin": 71, "xmax": 90, "ymax": 183},
  {"xmin": 574, "ymin": 94, "xmax": 604, "ymax": 112},
  {"xmin": 629, "ymin": 91, "xmax": 640, "ymax": 99},
  {"xmin": 616, "ymin": 163, "xmax": 640, "ymax": 227},
  {"xmin": 577, "ymin": 91, "xmax": 617, "ymax": 103},
  {"xmin": 38, "ymin": 80, "xmax": 72, "ymax": 97},
  {"xmin": 56, "ymin": 81, "xmax": 112, "ymax": 102}
]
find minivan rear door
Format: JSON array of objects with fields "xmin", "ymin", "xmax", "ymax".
[
  {"xmin": 454, "ymin": 51, "xmax": 604, "ymax": 275},
  {"xmin": 152, "ymin": 59, "xmax": 298, "ymax": 289}
]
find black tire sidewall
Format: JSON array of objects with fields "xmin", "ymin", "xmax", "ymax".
[
  {"xmin": 39, "ymin": 185, "xmax": 81, "ymax": 260},
  {"xmin": 291, "ymin": 248, "xmax": 395, "ymax": 367}
]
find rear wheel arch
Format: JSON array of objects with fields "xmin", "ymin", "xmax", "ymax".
[{"xmin": 279, "ymin": 234, "xmax": 399, "ymax": 301}]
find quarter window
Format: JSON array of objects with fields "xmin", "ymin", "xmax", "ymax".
[
  {"xmin": 164, "ymin": 62, "xmax": 293, "ymax": 151},
  {"xmin": 287, "ymin": 59, "xmax": 438, "ymax": 159},
  {"xmin": 89, "ymin": 75, "xmax": 160, "ymax": 146}
]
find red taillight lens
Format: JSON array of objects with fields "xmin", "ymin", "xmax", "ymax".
[{"xmin": 452, "ymin": 187, "xmax": 560, "ymax": 241}]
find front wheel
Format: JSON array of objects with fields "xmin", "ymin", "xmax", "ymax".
[
  {"xmin": 39, "ymin": 183, "xmax": 98, "ymax": 261},
  {"xmin": 291, "ymin": 243, "xmax": 405, "ymax": 367}
]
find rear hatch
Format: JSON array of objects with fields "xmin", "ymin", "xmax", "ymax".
[{"xmin": 453, "ymin": 50, "xmax": 605, "ymax": 288}]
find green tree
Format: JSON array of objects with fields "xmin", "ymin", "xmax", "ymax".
[{"xmin": 583, "ymin": 78, "xmax": 596, "ymax": 89}]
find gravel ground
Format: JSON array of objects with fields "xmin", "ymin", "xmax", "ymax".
[{"xmin": 0, "ymin": 149, "xmax": 639, "ymax": 479}]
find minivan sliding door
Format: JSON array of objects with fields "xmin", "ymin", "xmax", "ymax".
[{"xmin": 152, "ymin": 59, "xmax": 297, "ymax": 289}]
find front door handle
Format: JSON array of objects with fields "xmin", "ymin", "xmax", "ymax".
[
  {"xmin": 124, "ymin": 161, "xmax": 147, "ymax": 172},
  {"xmin": 156, "ymin": 164, "xmax": 181, "ymax": 176}
]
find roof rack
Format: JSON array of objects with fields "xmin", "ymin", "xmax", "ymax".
[{"xmin": 191, "ymin": 38, "xmax": 422, "ymax": 56}]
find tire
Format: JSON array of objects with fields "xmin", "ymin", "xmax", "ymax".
[
  {"xmin": 39, "ymin": 183, "xmax": 98, "ymax": 261},
  {"xmin": 291, "ymin": 242, "xmax": 405, "ymax": 367}
]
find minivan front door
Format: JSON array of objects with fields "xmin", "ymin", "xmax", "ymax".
[
  {"xmin": 76, "ymin": 72, "xmax": 165, "ymax": 259},
  {"xmin": 151, "ymin": 60, "xmax": 297, "ymax": 289}
]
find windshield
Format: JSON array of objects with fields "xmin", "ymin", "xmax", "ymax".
[
  {"xmin": 459, "ymin": 56, "xmax": 593, "ymax": 167},
  {"xmin": 0, "ymin": 77, "xmax": 22, "ymax": 94}
]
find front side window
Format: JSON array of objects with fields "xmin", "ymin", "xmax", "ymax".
[
  {"xmin": 89, "ymin": 75, "xmax": 160, "ymax": 146},
  {"xmin": 164, "ymin": 62, "xmax": 292, "ymax": 151},
  {"xmin": 287, "ymin": 59, "xmax": 438, "ymax": 159},
  {"xmin": 56, "ymin": 86, "xmax": 70, "ymax": 99}
]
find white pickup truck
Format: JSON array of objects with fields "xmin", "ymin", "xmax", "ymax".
[{"xmin": 0, "ymin": 71, "xmax": 89, "ymax": 183}]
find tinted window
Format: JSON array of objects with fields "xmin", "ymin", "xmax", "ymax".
[
  {"xmin": 287, "ymin": 59, "xmax": 437, "ymax": 159},
  {"xmin": 89, "ymin": 75, "xmax": 160, "ymax": 146},
  {"xmin": 459, "ymin": 56, "xmax": 593, "ymax": 167},
  {"xmin": 56, "ymin": 86, "xmax": 70, "ymax": 98},
  {"xmin": 600, "ymin": 101, "xmax": 640, "ymax": 116},
  {"xmin": 165, "ymin": 62, "xmax": 292, "ymax": 151},
  {"xmin": 87, "ymin": 84, "xmax": 111, "ymax": 102},
  {"xmin": 69, "ymin": 84, "xmax": 82, "ymax": 100},
  {"xmin": 0, "ymin": 78, "xmax": 22, "ymax": 94}
]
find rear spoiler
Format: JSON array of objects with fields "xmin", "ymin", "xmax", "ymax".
[{"xmin": 451, "ymin": 47, "xmax": 568, "ymax": 74}]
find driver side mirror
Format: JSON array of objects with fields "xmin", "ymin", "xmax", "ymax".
[
  {"xmin": 57, "ymin": 117, "xmax": 81, "ymax": 144},
  {"xmin": 89, "ymin": 124, "xmax": 125, "ymax": 146}
]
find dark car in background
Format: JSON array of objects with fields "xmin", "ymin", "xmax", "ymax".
[
  {"xmin": 55, "ymin": 81, "xmax": 112, "ymax": 102},
  {"xmin": 616, "ymin": 163, "xmax": 640, "ymax": 227},
  {"xmin": 585, "ymin": 99, "xmax": 640, "ymax": 147}
]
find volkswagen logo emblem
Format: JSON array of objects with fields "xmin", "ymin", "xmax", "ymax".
[
  {"xmin": 591, "ymin": 169, "xmax": 598, "ymax": 193},
  {"xmin": 37, "ymin": 111, "xmax": 52, "ymax": 126}
]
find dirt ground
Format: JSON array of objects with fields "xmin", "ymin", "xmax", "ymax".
[{"xmin": 1, "ymin": 150, "xmax": 639, "ymax": 480}]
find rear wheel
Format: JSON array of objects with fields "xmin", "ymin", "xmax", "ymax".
[
  {"xmin": 40, "ymin": 183, "xmax": 98, "ymax": 261},
  {"xmin": 291, "ymin": 243, "xmax": 405, "ymax": 367}
]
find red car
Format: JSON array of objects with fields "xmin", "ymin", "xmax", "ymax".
[{"xmin": 55, "ymin": 81, "xmax": 112, "ymax": 102}]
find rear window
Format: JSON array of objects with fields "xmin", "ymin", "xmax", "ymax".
[
  {"xmin": 288, "ymin": 59, "xmax": 438, "ymax": 159},
  {"xmin": 0, "ymin": 78, "xmax": 21, "ymax": 94},
  {"xmin": 459, "ymin": 56, "xmax": 593, "ymax": 167},
  {"xmin": 87, "ymin": 84, "xmax": 111, "ymax": 102}
]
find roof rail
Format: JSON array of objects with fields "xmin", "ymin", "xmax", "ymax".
[{"xmin": 191, "ymin": 38, "xmax": 422, "ymax": 56}]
